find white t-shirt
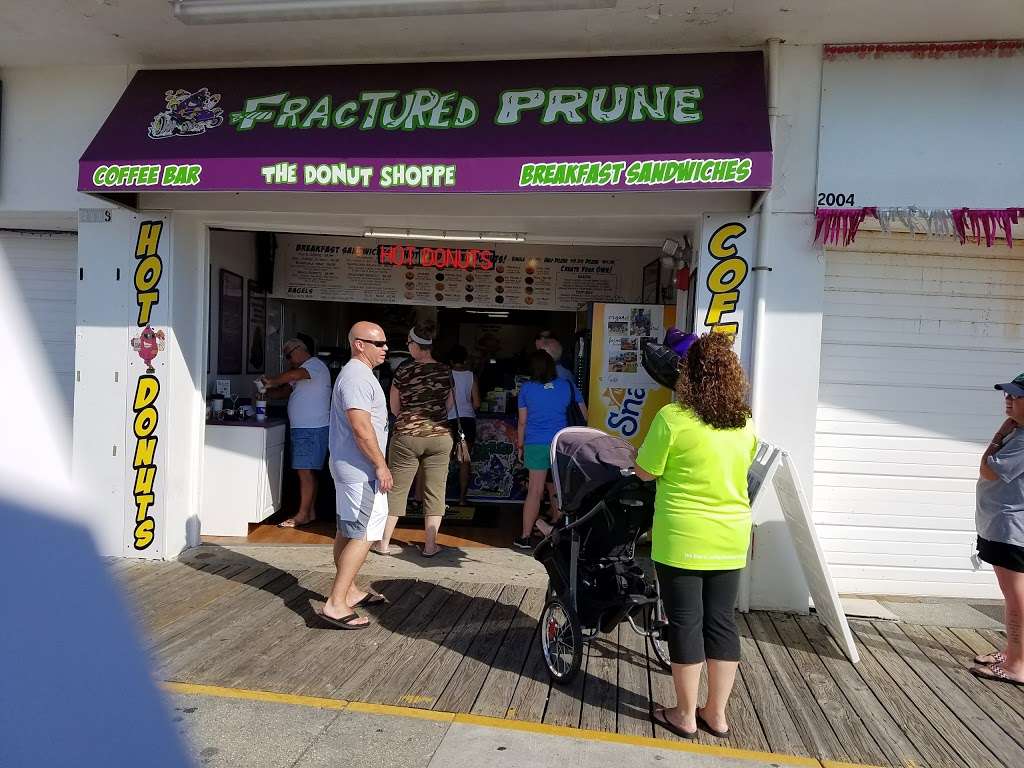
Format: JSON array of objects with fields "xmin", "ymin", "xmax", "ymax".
[
  {"xmin": 287, "ymin": 357, "xmax": 332, "ymax": 428},
  {"xmin": 329, "ymin": 359, "xmax": 389, "ymax": 484},
  {"xmin": 447, "ymin": 369, "xmax": 476, "ymax": 420}
]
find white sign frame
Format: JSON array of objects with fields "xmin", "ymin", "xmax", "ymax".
[{"xmin": 743, "ymin": 442, "xmax": 860, "ymax": 664}]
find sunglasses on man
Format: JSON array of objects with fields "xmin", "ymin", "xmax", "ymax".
[{"xmin": 356, "ymin": 338, "xmax": 388, "ymax": 348}]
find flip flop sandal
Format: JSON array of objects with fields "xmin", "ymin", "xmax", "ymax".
[
  {"xmin": 418, "ymin": 545, "xmax": 444, "ymax": 558},
  {"xmin": 317, "ymin": 611, "xmax": 370, "ymax": 630},
  {"xmin": 370, "ymin": 544, "xmax": 401, "ymax": 556},
  {"xmin": 353, "ymin": 592, "xmax": 387, "ymax": 608},
  {"xmin": 696, "ymin": 709, "xmax": 730, "ymax": 738},
  {"xmin": 974, "ymin": 651, "xmax": 1006, "ymax": 665},
  {"xmin": 277, "ymin": 518, "xmax": 313, "ymax": 529},
  {"xmin": 970, "ymin": 663, "xmax": 1024, "ymax": 686},
  {"xmin": 652, "ymin": 708, "xmax": 697, "ymax": 739}
]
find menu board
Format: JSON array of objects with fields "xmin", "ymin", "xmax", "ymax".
[{"xmin": 272, "ymin": 235, "xmax": 644, "ymax": 311}]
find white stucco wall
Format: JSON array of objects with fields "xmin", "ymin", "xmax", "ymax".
[
  {"xmin": 0, "ymin": 65, "xmax": 129, "ymax": 228},
  {"xmin": 744, "ymin": 43, "xmax": 827, "ymax": 611},
  {"xmin": 817, "ymin": 51, "xmax": 1024, "ymax": 208}
]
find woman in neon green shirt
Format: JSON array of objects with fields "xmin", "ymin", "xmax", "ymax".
[{"xmin": 635, "ymin": 332, "xmax": 758, "ymax": 740}]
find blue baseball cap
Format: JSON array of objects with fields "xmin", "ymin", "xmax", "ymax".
[{"xmin": 995, "ymin": 372, "xmax": 1024, "ymax": 397}]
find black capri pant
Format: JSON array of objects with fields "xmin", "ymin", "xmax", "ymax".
[{"xmin": 655, "ymin": 563, "xmax": 742, "ymax": 665}]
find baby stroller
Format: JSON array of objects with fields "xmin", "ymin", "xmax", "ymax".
[{"xmin": 533, "ymin": 427, "xmax": 672, "ymax": 683}]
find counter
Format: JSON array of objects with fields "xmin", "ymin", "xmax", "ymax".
[{"xmin": 201, "ymin": 420, "xmax": 287, "ymax": 536}]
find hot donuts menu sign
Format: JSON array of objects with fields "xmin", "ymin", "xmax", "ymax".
[{"xmin": 274, "ymin": 235, "xmax": 644, "ymax": 312}]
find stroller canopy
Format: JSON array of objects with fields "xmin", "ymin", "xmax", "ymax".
[{"xmin": 551, "ymin": 428, "xmax": 637, "ymax": 513}]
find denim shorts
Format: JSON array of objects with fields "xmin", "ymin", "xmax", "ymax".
[{"xmin": 291, "ymin": 426, "xmax": 329, "ymax": 469}]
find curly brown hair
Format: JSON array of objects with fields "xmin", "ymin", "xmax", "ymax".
[{"xmin": 674, "ymin": 332, "xmax": 751, "ymax": 429}]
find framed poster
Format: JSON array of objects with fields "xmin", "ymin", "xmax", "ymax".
[
  {"xmin": 642, "ymin": 257, "xmax": 661, "ymax": 304},
  {"xmin": 217, "ymin": 269, "xmax": 244, "ymax": 374},
  {"xmin": 246, "ymin": 279, "xmax": 267, "ymax": 373}
]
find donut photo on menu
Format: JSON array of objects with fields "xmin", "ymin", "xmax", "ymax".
[
  {"xmin": 525, "ymin": 296, "xmax": 534, "ymax": 305},
  {"xmin": 525, "ymin": 276, "xmax": 534, "ymax": 285},
  {"xmin": 495, "ymin": 275, "xmax": 504, "ymax": 284},
  {"xmin": 496, "ymin": 264, "xmax": 505, "ymax": 274},
  {"xmin": 495, "ymin": 295, "xmax": 505, "ymax": 304},
  {"xmin": 435, "ymin": 292, "xmax": 444, "ymax": 301},
  {"xmin": 465, "ymin": 294, "xmax": 474, "ymax": 302}
]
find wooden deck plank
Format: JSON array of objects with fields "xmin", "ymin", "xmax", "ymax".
[
  {"xmin": 208, "ymin": 571, "xmax": 351, "ymax": 690},
  {"xmin": 398, "ymin": 582, "xmax": 506, "ymax": 709},
  {"xmin": 615, "ymin": 623, "xmax": 653, "ymax": 738},
  {"xmin": 725, "ymin": 661, "xmax": 771, "ymax": 754},
  {"xmin": 541, "ymin": 623, "xmax": 588, "ymax": 729},
  {"xmin": 848, "ymin": 619, "xmax": 983, "ymax": 768},
  {"xmin": 505, "ymin": 609, "xmax": 551, "ymax": 723},
  {"xmin": 156, "ymin": 570, "xmax": 315, "ymax": 681},
  {"xmin": 899, "ymin": 623, "xmax": 1024, "ymax": 753},
  {"xmin": 746, "ymin": 613, "xmax": 849, "ymax": 762},
  {"xmin": 873, "ymin": 621, "xmax": 1024, "ymax": 767},
  {"xmin": 444, "ymin": 585, "xmax": 544, "ymax": 720},
  {"xmin": 146, "ymin": 563, "xmax": 269, "ymax": 633},
  {"xmin": 925, "ymin": 626, "xmax": 1024, "ymax": 720},
  {"xmin": 277, "ymin": 577, "xmax": 425, "ymax": 697},
  {"xmin": 795, "ymin": 615, "xmax": 924, "ymax": 768},
  {"xmin": 329, "ymin": 581, "xmax": 463, "ymax": 700},
  {"xmin": 580, "ymin": 632, "xmax": 618, "ymax": 733},
  {"xmin": 734, "ymin": 614, "xmax": 810, "ymax": 757},
  {"xmin": 134, "ymin": 562, "xmax": 248, "ymax": 629},
  {"xmin": 465, "ymin": 586, "xmax": 540, "ymax": 717},
  {"xmin": 770, "ymin": 614, "xmax": 890, "ymax": 767},
  {"xmin": 363, "ymin": 582, "xmax": 482, "ymax": 705},
  {"xmin": 150, "ymin": 566, "xmax": 293, "ymax": 651}
]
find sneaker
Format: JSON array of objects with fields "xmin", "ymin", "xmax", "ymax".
[{"xmin": 512, "ymin": 536, "xmax": 533, "ymax": 550}]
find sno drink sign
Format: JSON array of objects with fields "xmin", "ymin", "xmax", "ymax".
[{"xmin": 79, "ymin": 53, "xmax": 771, "ymax": 195}]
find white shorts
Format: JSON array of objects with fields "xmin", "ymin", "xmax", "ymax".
[{"xmin": 335, "ymin": 480, "xmax": 389, "ymax": 541}]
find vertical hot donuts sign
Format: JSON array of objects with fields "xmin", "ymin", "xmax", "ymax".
[{"xmin": 127, "ymin": 220, "xmax": 167, "ymax": 554}]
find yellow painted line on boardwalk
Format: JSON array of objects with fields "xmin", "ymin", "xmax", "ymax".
[
  {"xmin": 345, "ymin": 700, "xmax": 455, "ymax": 723},
  {"xmin": 164, "ymin": 681, "xmax": 885, "ymax": 768},
  {"xmin": 163, "ymin": 682, "xmax": 348, "ymax": 711}
]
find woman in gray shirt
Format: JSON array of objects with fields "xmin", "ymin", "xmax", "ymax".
[{"xmin": 971, "ymin": 372, "xmax": 1024, "ymax": 685}]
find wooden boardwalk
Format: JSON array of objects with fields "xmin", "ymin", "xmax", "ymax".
[{"xmin": 113, "ymin": 550, "xmax": 1024, "ymax": 768}]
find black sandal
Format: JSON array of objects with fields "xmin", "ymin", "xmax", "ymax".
[
  {"xmin": 696, "ymin": 708, "xmax": 730, "ymax": 738},
  {"xmin": 317, "ymin": 611, "xmax": 370, "ymax": 630},
  {"xmin": 652, "ymin": 708, "xmax": 697, "ymax": 739},
  {"xmin": 353, "ymin": 592, "xmax": 387, "ymax": 608}
]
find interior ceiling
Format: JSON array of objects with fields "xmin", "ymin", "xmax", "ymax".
[{"xmin": 2, "ymin": 1, "xmax": 1023, "ymax": 68}]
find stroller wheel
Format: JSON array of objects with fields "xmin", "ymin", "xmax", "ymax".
[
  {"xmin": 540, "ymin": 596, "xmax": 583, "ymax": 684},
  {"xmin": 647, "ymin": 603, "xmax": 672, "ymax": 672}
]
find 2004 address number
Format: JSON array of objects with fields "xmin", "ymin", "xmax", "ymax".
[{"xmin": 817, "ymin": 192, "xmax": 856, "ymax": 207}]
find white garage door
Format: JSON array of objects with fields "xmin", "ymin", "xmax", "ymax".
[
  {"xmin": 815, "ymin": 231, "xmax": 1024, "ymax": 598},
  {"xmin": 2, "ymin": 231, "xmax": 78, "ymax": 423}
]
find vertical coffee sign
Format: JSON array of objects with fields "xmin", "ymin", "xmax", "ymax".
[
  {"xmin": 126, "ymin": 218, "xmax": 168, "ymax": 557},
  {"xmin": 694, "ymin": 213, "xmax": 759, "ymax": 372}
]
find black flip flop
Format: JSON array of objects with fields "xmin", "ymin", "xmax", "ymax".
[
  {"xmin": 696, "ymin": 709, "xmax": 730, "ymax": 738},
  {"xmin": 277, "ymin": 518, "xmax": 313, "ymax": 529},
  {"xmin": 353, "ymin": 592, "xmax": 387, "ymax": 608},
  {"xmin": 418, "ymin": 545, "xmax": 444, "ymax": 558},
  {"xmin": 317, "ymin": 611, "xmax": 369, "ymax": 630},
  {"xmin": 652, "ymin": 708, "xmax": 697, "ymax": 739}
]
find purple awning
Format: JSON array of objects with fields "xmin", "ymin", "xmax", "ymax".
[{"xmin": 79, "ymin": 52, "xmax": 771, "ymax": 195}]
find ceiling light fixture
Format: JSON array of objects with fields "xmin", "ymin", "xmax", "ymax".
[
  {"xmin": 364, "ymin": 228, "xmax": 525, "ymax": 243},
  {"xmin": 173, "ymin": 0, "xmax": 616, "ymax": 25}
]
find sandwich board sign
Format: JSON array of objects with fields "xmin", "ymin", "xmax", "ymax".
[{"xmin": 745, "ymin": 442, "xmax": 860, "ymax": 664}]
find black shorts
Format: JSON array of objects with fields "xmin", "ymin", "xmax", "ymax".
[
  {"xmin": 977, "ymin": 536, "xmax": 1024, "ymax": 573},
  {"xmin": 448, "ymin": 417, "xmax": 476, "ymax": 445}
]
